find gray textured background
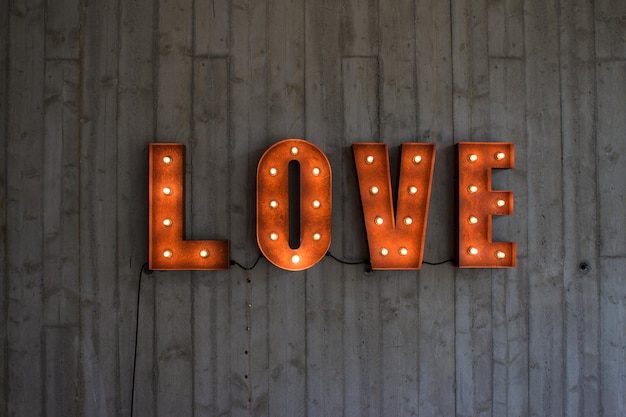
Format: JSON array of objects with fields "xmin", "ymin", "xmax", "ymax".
[{"xmin": 2, "ymin": 0, "xmax": 625, "ymax": 416}]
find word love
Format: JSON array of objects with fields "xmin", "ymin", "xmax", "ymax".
[{"xmin": 149, "ymin": 139, "xmax": 515, "ymax": 271}]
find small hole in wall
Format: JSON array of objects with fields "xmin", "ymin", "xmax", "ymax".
[{"xmin": 579, "ymin": 261, "xmax": 590, "ymax": 272}]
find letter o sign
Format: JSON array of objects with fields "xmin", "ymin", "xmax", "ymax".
[{"xmin": 257, "ymin": 139, "xmax": 332, "ymax": 271}]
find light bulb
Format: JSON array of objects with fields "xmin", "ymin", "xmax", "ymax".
[
  {"xmin": 292, "ymin": 254, "xmax": 300, "ymax": 264},
  {"xmin": 366, "ymin": 155, "xmax": 374, "ymax": 164},
  {"xmin": 163, "ymin": 249, "xmax": 173, "ymax": 258},
  {"xmin": 468, "ymin": 216, "xmax": 478, "ymax": 224},
  {"xmin": 495, "ymin": 152, "xmax": 505, "ymax": 160},
  {"xmin": 269, "ymin": 167, "xmax": 278, "ymax": 176},
  {"xmin": 413, "ymin": 155, "xmax": 422, "ymax": 164},
  {"xmin": 163, "ymin": 218, "xmax": 173, "ymax": 227},
  {"xmin": 312, "ymin": 200, "xmax": 321, "ymax": 208},
  {"xmin": 380, "ymin": 248, "xmax": 389, "ymax": 256},
  {"xmin": 290, "ymin": 146, "xmax": 299, "ymax": 156},
  {"xmin": 468, "ymin": 154, "xmax": 478, "ymax": 162},
  {"xmin": 312, "ymin": 167, "xmax": 320, "ymax": 176},
  {"xmin": 468, "ymin": 185, "xmax": 478, "ymax": 193},
  {"xmin": 496, "ymin": 199, "xmax": 506, "ymax": 207},
  {"xmin": 375, "ymin": 216, "xmax": 384, "ymax": 225},
  {"xmin": 163, "ymin": 156, "xmax": 172, "ymax": 164},
  {"xmin": 313, "ymin": 233, "xmax": 321, "ymax": 241},
  {"xmin": 200, "ymin": 250, "xmax": 209, "ymax": 258},
  {"xmin": 162, "ymin": 187, "xmax": 172, "ymax": 195},
  {"xmin": 399, "ymin": 247, "xmax": 408, "ymax": 256},
  {"xmin": 369, "ymin": 186, "xmax": 379, "ymax": 195},
  {"xmin": 468, "ymin": 247, "xmax": 479, "ymax": 256},
  {"xmin": 404, "ymin": 216, "xmax": 413, "ymax": 225},
  {"xmin": 270, "ymin": 200, "xmax": 279, "ymax": 209},
  {"xmin": 408, "ymin": 186, "xmax": 418, "ymax": 195},
  {"xmin": 270, "ymin": 232, "xmax": 279, "ymax": 241},
  {"xmin": 495, "ymin": 250, "xmax": 506, "ymax": 259}
]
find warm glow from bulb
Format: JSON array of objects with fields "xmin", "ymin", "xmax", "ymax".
[
  {"xmin": 291, "ymin": 254, "xmax": 300, "ymax": 264},
  {"xmin": 468, "ymin": 185, "xmax": 478, "ymax": 193},
  {"xmin": 312, "ymin": 167, "xmax": 320, "ymax": 176},
  {"xmin": 313, "ymin": 233, "xmax": 321, "ymax": 241},
  {"xmin": 312, "ymin": 200, "xmax": 321, "ymax": 208},
  {"xmin": 496, "ymin": 199, "xmax": 506, "ymax": 207},
  {"xmin": 163, "ymin": 249, "xmax": 173, "ymax": 258},
  {"xmin": 408, "ymin": 186, "xmax": 418, "ymax": 195},
  {"xmin": 380, "ymin": 248, "xmax": 389, "ymax": 256},
  {"xmin": 468, "ymin": 216, "xmax": 478, "ymax": 224},
  {"xmin": 163, "ymin": 156, "xmax": 172, "ymax": 164},
  {"xmin": 404, "ymin": 216, "xmax": 413, "ymax": 225},
  {"xmin": 369, "ymin": 186, "xmax": 379, "ymax": 195},
  {"xmin": 366, "ymin": 155, "xmax": 374, "ymax": 164},
  {"xmin": 468, "ymin": 247, "xmax": 479, "ymax": 256},
  {"xmin": 468, "ymin": 154, "xmax": 478, "ymax": 162},
  {"xmin": 200, "ymin": 250, "xmax": 209, "ymax": 258},
  {"xmin": 269, "ymin": 167, "xmax": 278, "ymax": 176},
  {"xmin": 399, "ymin": 247, "xmax": 408, "ymax": 256},
  {"xmin": 495, "ymin": 152, "xmax": 505, "ymax": 160},
  {"xmin": 375, "ymin": 216, "xmax": 384, "ymax": 225},
  {"xmin": 413, "ymin": 155, "xmax": 422, "ymax": 164},
  {"xmin": 270, "ymin": 200, "xmax": 279, "ymax": 208},
  {"xmin": 496, "ymin": 250, "xmax": 506, "ymax": 259},
  {"xmin": 270, "ymin": 232, "xmax": 279, "ymax": 241},
  {"xmin": 291, "ymin": 146, "xmax": 299, "ymax": 155},
  {"xmin": 162, "ymin": 187, "xmax": 172, "ymax": 195},
  {"xmin": 163, "ymin": 218, "xmax": 173, "ymax": 227}
]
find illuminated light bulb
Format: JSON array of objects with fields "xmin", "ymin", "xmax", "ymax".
[
  {"xmin": 495, "ymin": 250, "xmax": 506, "ymax": 259},
  {"xmin": 162, "ymin": 187, "xmax": 172, "ymax": 195},
  {"xmin": 291, "ymin": 254, "xmax": 300, "ymax": 264},
  {"xmin": 312, "ymin": 200, "xmax": 321, "ymax": 209},
  {"xmin": 468, "ymin": 154, "xmax": 478, "ymax": 162},
  {"xmin": 312, "ymin": 167, "xmax": 320, "ymax": 176},
  {"xmin": 163, "ymin": 156, "xmax": 173, "ymax": 164},
  {"xmin": 468, "ymin": 247, "xmax": 479, "ymax": 256},
  {"xmin": 313, "ymin": 233, "xmax": 321, "ymax": 241},
  {"xmin": 468, "ymin": 185, "xmax": 478, "ymax": 193},
  {"xmin": 374, "ymin": 216, "xmax": 384, "ymax": 225},
  {"xmin": 408, "ymin": 186, "xmax": 418, "ymax": 195},
  {"xmin": 200, "ymin": 250, "xmax": 209, "ymax": 258},
  {"xmin": 269, "ymin": 167, "xmax": 278, "ymax": 176},
  {"xmin": 380, "ymin": 248, "xmax": 389, "ymax": 256},
  {"xmin": 270, "ymin": 200, "xmax": 279, "ymax": 209},
  {"xmin": 369, "ymin": 186, "xmax": 379, "ymax": 195},
  {"xmin": 495, "ymin": 152, "xmax": 506, "ymax": 161},
  {"xmin": 163, "ymin": 218, "xmax": 173, "ymax": 227},
  {"xmin": 413, "ymin": 155, "xmax": 422, "ymax": 164},
  {"xmin": 496, "ymin": 199, "xmax": 506, "ymax": 207},
  {"xmin": 270, "ymin": 232, "xmax": 279, "ymax": 241},
  {"xmin": 290, "ymin": 146, "xmax": 299, "ymax": 156},
  {"xmin": 404, "ymin": 216, "xmax": 413, "ymax": 225},
  {"xmin": 365, "ymin": 155, "xmax": 374, "ymax": 164},
  {"xmin": 468, "ymin": 216, "xmax": 478, "ymax": 224},
  {"xmin": 399, "ymin": 247, "xmax": 409, "ymax": 256},
  {"xmin": 163, "ymin": 249, "xmax": 173, "ymax": 258}
]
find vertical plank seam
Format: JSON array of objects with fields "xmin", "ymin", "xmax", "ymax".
[
  {"xmin": 1, "ymin": 0, "xmax": 9, "ymax": 410},
  {"xmin": 189, "ymin": 0, "xmax": 197, "ymax": 414}
]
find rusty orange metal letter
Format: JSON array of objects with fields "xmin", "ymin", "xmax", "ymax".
[{"xmin": 352, "ymin": 143, "xmax": 436, "ymax": 269}]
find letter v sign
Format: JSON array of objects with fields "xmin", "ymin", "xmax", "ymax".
[{"xmin": 352, "ymin": 143, "xmax": 436, "ymax": 269}]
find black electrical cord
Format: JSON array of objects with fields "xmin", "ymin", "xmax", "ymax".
[
  {"xmin": 230, "ymin": 253, "xmax": 264, "ymax": 270},
  {"xmin": 130, "ymin": 263, "xmax": 150, "ymax": 417}
]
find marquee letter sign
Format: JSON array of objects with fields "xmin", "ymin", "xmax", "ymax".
[
  {"xmin": 352, "ymin": 143, "xmax": 436, "ymax": 269},
  {"xmin": 148, "ymin": 139, "xmax": 516, "ymax": 271},
  {"xmin": 149, "ymin": 143, "xmax": 229, "ymax": 270},
  {"xmin": 256, "ymin": 139, "xmax": 332, "ymax": 271},
  {"xmin": 457, "ymin": 142, "xmax": 515, "ymax": 268}
]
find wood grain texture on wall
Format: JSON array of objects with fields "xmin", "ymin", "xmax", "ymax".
[{"xmin": 2, "ymin": 0, "xmax": 625, "ymax": 416}]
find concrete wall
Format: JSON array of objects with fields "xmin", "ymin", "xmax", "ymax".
[{"xmin": 1, "ymin": 0, "xmax": 624, "ymax": 416}]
